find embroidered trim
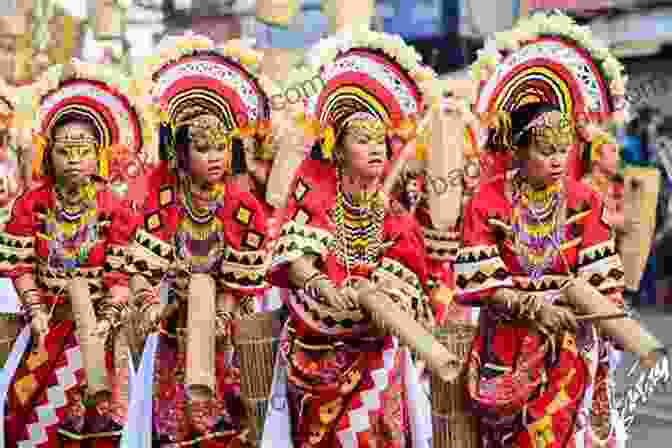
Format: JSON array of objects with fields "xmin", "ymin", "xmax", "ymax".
[
  {"xmin": 454, "ymin": 244, "xmax": 513, "ymax": 294},
  {"xmin": 218, "ymin": 245, "xmax": 269, "ymax": 290},
  {"xmin": 126, "ymin": 229, "xmax": 175, "ymax": 278},
  {"xmin": 512, "ymin": 274, "xmax": 571, "ymax": 292},
  {"xmin": 0, "ymin": 232, "xmax": 35, "ymax": 272},
  {"xmin": 422, "ymin": 226, "xmax": 459, "ymax": 261},
  {"xmin": 271, "ymin": 221, "xmax": 335, "ymax": 269},
  {"xmin": 577, "ymin": 240, "xmax": 624, "ymax": 291},
  {"xmin": 36, "ymin": 262, "xmax": 105, "ymax": 299},
  {"xmin": 288, "ymin": 288, "xmax": 369, "ymax": 335},
  {"xmin": 371, "ymin": 257, "xmax": 434, "ymax": 328},
  {"xmin": 104, "ymin": 244, "xmax": 128, "ymax": 273}
]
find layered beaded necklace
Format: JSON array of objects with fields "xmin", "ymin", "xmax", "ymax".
[
  {"xmin": 43, "ymin": 181, "xmax": 99, "ymax": 271},
  {"xmin": 511, "ymin": 173, "xmax": 565, "ymax": 280},
  {"xmin": 333, "ymin": 173, "xmax": 385, "ymax": 275},
  {"xmin": 175, "ymin": 179, "xmax": 226, "ymax": 272}
]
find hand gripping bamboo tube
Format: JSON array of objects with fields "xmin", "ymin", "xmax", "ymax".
[
  {"xmin": 186, "ymin": 273, "xmax": 217, "ymax": 399},
  {"xmin": 68, "ymin": 277, "xmax": 110, "ymax": 396},
  {"xmin": 564, "ymin": 278, "xmax": 662, "ymax": 359},
  {"xmin": 357, "ymin": 288, "xmax": 460, "ymax": 383}
]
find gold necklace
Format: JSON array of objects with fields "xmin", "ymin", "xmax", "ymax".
[{"xmin": 333, "ymin": 176, "xmax": 385, "ymax": 282}]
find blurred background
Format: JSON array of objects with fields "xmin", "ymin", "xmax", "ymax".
[{"xmin": 1, "ymin": 1, "xmax": 672, "ymax": 442}]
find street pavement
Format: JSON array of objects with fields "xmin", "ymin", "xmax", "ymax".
[{"xmin": 614, "ymin": 306, "xmax": 672, "ymax": 447}]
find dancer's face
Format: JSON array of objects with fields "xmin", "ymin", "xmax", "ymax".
[
  {"xmin": 520, "ymin": 111, "xmax": 574, "ymax": 187},
  {"xmin": 188, "ymin": 115, "xmax": 230, "ymax": 185},
  {"xmin": 50, "ymin": 121, "xmax": 99, "ymax": 184},
  {"xmin": 340, "ymin": 119, "xmax": 387, "ymax": 180}
]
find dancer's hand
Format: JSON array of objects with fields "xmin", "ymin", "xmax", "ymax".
[
  {"xmin": 30, "ymin": 310, "xmax": 49, "ymax": 350},
  {"xmin": 309, "ymin": 276, "xmax": 356, "ymax": 310},
  {"xmin": 94, "ymin": 319, "xmax": 112, "ymax": 338},
  {"xmin": 538, "ymin": 303, "xmax": 577, "ymax": 333}
]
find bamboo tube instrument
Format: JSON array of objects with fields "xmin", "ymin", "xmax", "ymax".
[
  {"xmin": 357, "ymin": 286, "xmax": 460, "ymax": 383},
  {"xmin": 68, "ymin": 277, "xmax": 110, "ymax": 396},
  {"xmin": 564, "ymin": 277, "xmax": 662, "ymax": 361},
  {"xmin": 185, "ymin": 273, "xmax": 217, "ymax": 399}
]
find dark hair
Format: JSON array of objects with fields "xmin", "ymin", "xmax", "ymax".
[
  {"xmin": 487, "ymin": 102, "xmax": 562, "ymax": 152},
  {"xmin": 169, "ymin": 123, "xmax": 246, "ymax": 176}
]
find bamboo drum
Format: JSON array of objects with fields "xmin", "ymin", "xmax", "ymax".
[
  {"xmin": 233, "ymin": 311, "xmax": 278, "ymax": 441},
  {"xmin": 432, "ymin": 323, "xmax": 480, "ymax": 448}
]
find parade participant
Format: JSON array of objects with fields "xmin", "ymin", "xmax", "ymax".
[
  {"xmin": 124, "ymin": 34, "xmax": 275, "ymax": 447},
  {"xmin": 260, "ymin": 29, "xmax": 455, "ymax": 448},
  {"xmin": 0, "ymin": 80, "xmax": 19, "ymax": 230},
  {"xmin": 582, "ymin": 132, "xmax": 620, "ymax": 196},
  {"xmin": 580, "ymin": 130, "xmax": 628, "ymax": 235},
  {"xmin": 459, "ymin": 12, "xmax": 665, "ymax": 448},
  {"xmin": 0, "ymin": 59, "xmax": 143, "ymax": 447}
]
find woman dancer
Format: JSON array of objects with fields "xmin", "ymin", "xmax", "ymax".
[
  {"xmin": 260, "ymin": 29, "xmax": 465, "ymax": 448},
  {"xmin": 457, "ymin": 12, "xmax": 664, "ymax": 447},
  {"xmin": 125, "ymin": 35, "xmax": 275, "ymax": 447},
  {"xmin": 0, "ymin": 60, "xmax": 143, "ymax": 447}
]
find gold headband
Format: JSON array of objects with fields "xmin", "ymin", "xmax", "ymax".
[
  {"xmin": 519, "ymin": 110, "xmax": 575, "ymax": 149},
  {"xmin": 344, "ymin": 118, "xmax": 387, "ymax": 143}
]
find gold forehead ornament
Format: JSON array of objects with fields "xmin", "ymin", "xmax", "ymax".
[
  {"xmin": 344, "ymin": 118, "xmax": 387, "ymax": 143},
  {"xmin": 514, "ymin": 110, "xmax": 575, "ymax": 148},
  {"xmin": 185, "ymin": 115, "xmax": 231, "ymax": 148}
]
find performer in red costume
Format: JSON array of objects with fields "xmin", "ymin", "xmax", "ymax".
[
  {"xmin": 261, "ymin": 30, "xmax": 446, "ymax": 448},
  {"xmin": 0, "ymin": 60, "xmax": 143, "ymax": 447},
  {"xmin": 456, "ymin": 12, "xmax": 658, "ymax": 448},
  {"xmin": 124, "ymin": 35, "xmax": 274, "ymax": 447}
]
